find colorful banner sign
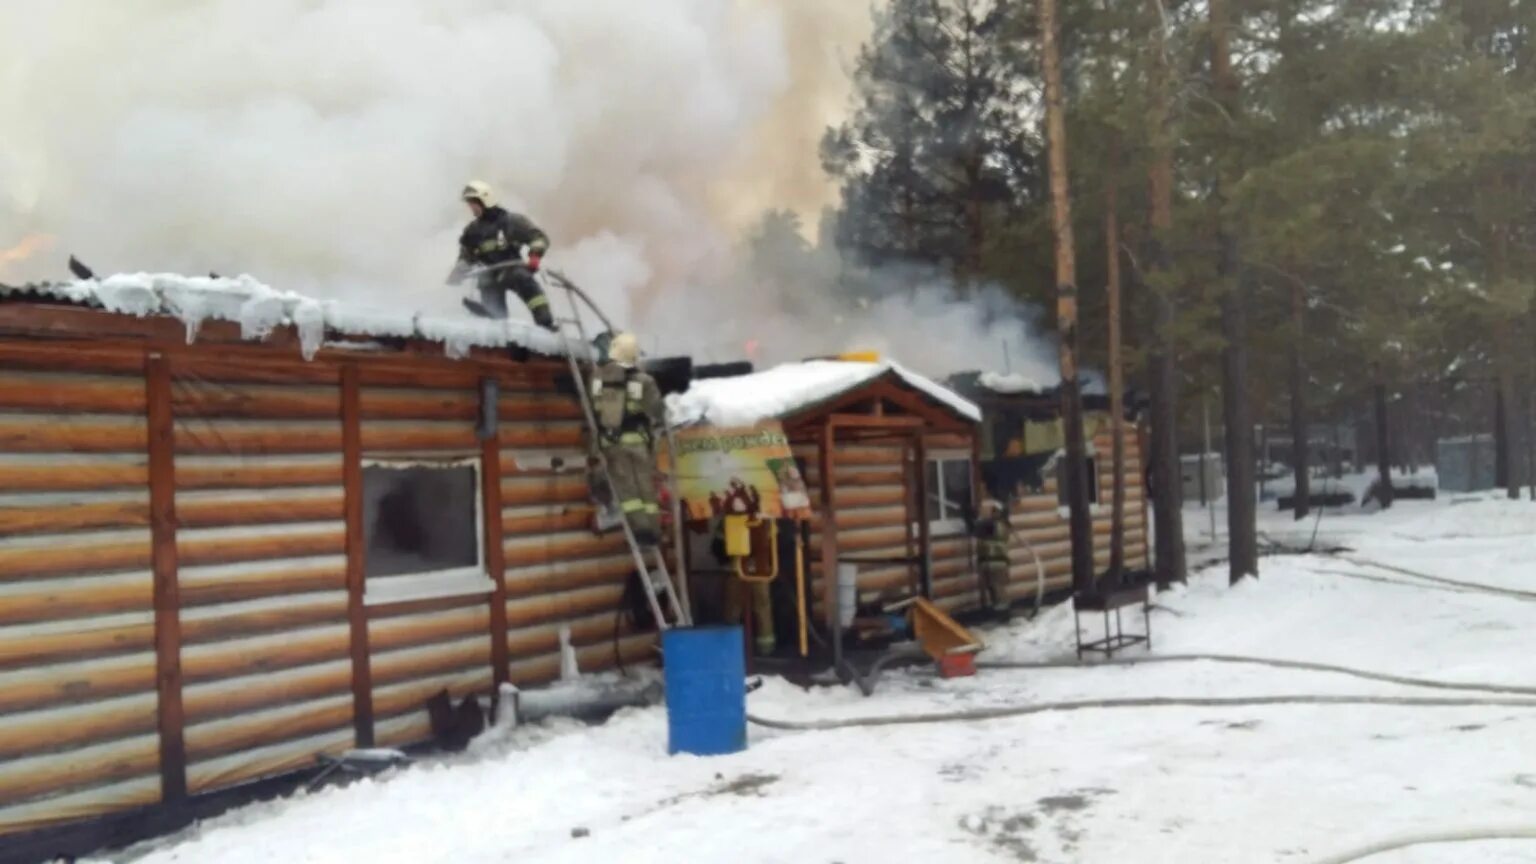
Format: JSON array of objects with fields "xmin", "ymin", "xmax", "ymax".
[{"xmin": 669, "ymin": 422, "xmax": 813, "ymax": 521}]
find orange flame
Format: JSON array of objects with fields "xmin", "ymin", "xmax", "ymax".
[{"xmin": 0, "ymin": 233, "xmax": 56, "ymax": 277}]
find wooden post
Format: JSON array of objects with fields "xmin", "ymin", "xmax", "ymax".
[
  {"xmin": 146, "ymin": 352, "xmax": 186, "ymax": 802},
  {"xmin": 341, "ymin": 364, "xmax": 374, "ymax": 747},
  {"xmin": 914, "ymin": 434, "xmax": 933, "ymax": 598},
  {"xmin": 901, "ymin": 438, "xmax": 919, "ymax": 598},
  {"xmin": 1290, "ymin": 278, "xmax": 1310, "ymax": 519},
  {"xmin": 818, "ymin": 422, "xmax": 838, "ymax": 633},
  {"xmin": 480, "ymin": 377, "xmax": 509, "ymax": 688},
  {"xmin": 970, "ymin": 430, "xmax": 986, "ymax": 607},
  {"xmin": 1040, "ymin": 0, "xmax": 1095, "ymax": 594}
]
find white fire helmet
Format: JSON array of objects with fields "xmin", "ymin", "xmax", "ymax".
[
  {"xmin": 462, "ymin": 180, "xmax": 495, "ymax": 208},
  {"xmin": 609, "ymin": 332, "xmax": 641, "ymax": 366}
]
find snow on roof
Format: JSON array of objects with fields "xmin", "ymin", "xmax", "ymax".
[
  {"xmin": 668, "ymin": 359, "xmax": 981, "ymax": 428},
  {"xmin": 977, "ymin": 370, "xmax": 1047, "ymax": 394},
  {"xmin": 0, "ymin": 273, "xmax": 577, "ymax": 361}
]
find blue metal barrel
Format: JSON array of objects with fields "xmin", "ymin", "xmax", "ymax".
[{"xmin": 662, "ymin": 626, "xmax": 746, "ymax": 756}]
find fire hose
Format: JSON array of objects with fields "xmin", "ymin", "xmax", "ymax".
[
  {"xmin": 743, "ymin": 654, "xmax": 1536, "ymax": 860},
  {"xmin": 1308, "ymin": 828, "xmax": 1536, "ymax": 863}
]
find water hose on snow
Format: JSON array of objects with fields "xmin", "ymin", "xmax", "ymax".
[
  {"xmin": 746, "ymin": 693, "xmax": 1536, "ymax": 731},
  {"xmin": 1308, "ymin": 827, "xmax": 1536, "ymax": 863},
  {"xmin": 974, "ymin": 653, "xmax": 1536, "ymax": 697}
]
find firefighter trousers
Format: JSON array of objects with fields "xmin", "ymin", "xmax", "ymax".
[
  {"xmin": 980, "ymin": 561, "xmax": 1011, "ymax": 614},
  {"xmin": 602, "ymin": 440, "xmax": 660, "ymax": 545},
  {"xmin": 725, "ymin": 578, "xmax": 776, "ymax": 655},
  {"xmin": 478, "ymin": 265, "xmax": 554, "ymax": 329}
]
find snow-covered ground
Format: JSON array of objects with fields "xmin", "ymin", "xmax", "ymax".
[{"xmin": 109, "ymin": 495, "xmax": 1536, "ymax": 863}]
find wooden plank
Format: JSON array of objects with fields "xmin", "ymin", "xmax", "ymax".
[
  {"xmin": 146, "ymin": 352, "xmax": 187, "ymax": 802},
  {"xmin": 169, "ymin": 381, "xmax": 340, "ymax": 419},
  {"xmin": 0, "ymin": 460, "xmax": 148, "ymax": 492},
  {"xmin": 180, "ymin": 596, "xmax": 349, "ymax": 645},
  {"xmin": 0, "ymin": 738, "xmax": 161, "ymax": 809},
  {"xmin": 0, "ymin": 579, "xmax": 152, "ymax": 627},
  {"xmin": 0, "ymin": 537, "xmax": 150, "ymax": 582},
  {"xmin": 180, "ymin": 561, "xmax": 346, "ymax": 607},
  {"xmin": 181, "ymin": 628, "xmax": 351, "ymax": 684},
  {"xmin": 173, "ymin": 423, "xmax": 343, "ymax": 455},
  {"xmin": 182, "ymin": 662, "xmax": 352, "ymax": 724},
  {"xmin": 0, "ymin": 340, "xmax": 148, "ymax": 375},
  {"xmin": 501, "ymin": 508, "xmax": 594, "ymax": 537},
  {"xmin": 364, "ymin": 591, "xmax": 490, "ymax": 620},
  {"xmin": 503, "ymin": 555, "xmax": 634, "ymax": 598},
  {"xmin": 177, "ymin": 527, "xmax": 345, "ymax": 568},
  {"xmin": 0, "ymin": 416, "xmax": 147, "ymax": 453},
  {"xmin": 482, "ymin": 413, "xmax": 510, "ymax": 688},
  {"xmin": 0, "ymin": 621, "xmax": 154, "ymax": 672},
  {"xmin": 504, "ymin": 585, "xmax": 626, "ymax": 631},
  {"xmin": 502, "ymin": 532, "xmax": 628, "ymax": 569},
  {"xmin": 500, "ymin": 475, "xmax": 590, "ymax": 507},
  {"xmin": 0, "ymin": 499, "xmax": 151, "ymax": 536},
  {"xmin": 369, "ymin": 638, "xmax": 491, "ymax": 689},
  {"xmin": 177, "ymin": 460, "xmax": 343, "ymax": 491},
  {"xmin": 0, "ymin": 373, "xmax": 147, "ymax": 414},
  {"xmin": 183, "ymin": 699, "xmax": 356, "ymax": 763},
  {"xmin": 177, "ymin": 493, "xmax": 344, "ymax": 529},
  {"xmin": 0, "ymin": 697, "xmax": 158, "ymax": 762},
  {"xmin": 341, "ymin": 364, "xmax": 373, "ymax": 748},
  {"xmin": 352, "ymin": 389, "xmax": 582, "ymax": 422},
  {"xmin": 0, "ymin": 655, "xmax": 157, "ymax": 715},
  {"xmin": 367, "ymin": 606, "xmax": 491, "ymax": 654}
]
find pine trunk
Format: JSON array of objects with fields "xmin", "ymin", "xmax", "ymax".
[
  {"xmin": 1145, "ymin": 0, "xmax": 1186, "ymax": 588},
  {"xmin": 1374, "ymin": 382, "xmax": 1394, "ymax": 508},
  {"xmin": 1106, "ymin": 136, "xmax": 1127, "ymax": 580},
  {"xmin": 1039, "ymin": 0, "xmax": 1095, "ymax": 594},
  {"xmin": 1289, "ymin": 279, "xmax": 1309, "ymax": 520},
  {"xmin": 1211, "ymin": 0, "xmax": 1258, "ymax": 585},
  {"xmin": 1494, "ymin": 317, "xmax": 1518, "ymax": 499}
]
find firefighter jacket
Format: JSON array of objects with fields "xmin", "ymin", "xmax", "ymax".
[
  {"xmin": 457, "ymin": 205, "xmax": 549, "ymax": 270},
  {"xmin": 975, "ymin": 515, "xmax": 1011, "ymax": 565},
  {"xmin": 591, "ymin": 362, "xmax": 664, "ymax": 448}
]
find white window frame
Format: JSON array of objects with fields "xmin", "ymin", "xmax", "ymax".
[
  {"xmin": 925, "ymin": 452, "xmax": 974, "ymax": 536},
  {"xmin": 361, "ymin": 456, "xmax": 494, "ymax": 607}
]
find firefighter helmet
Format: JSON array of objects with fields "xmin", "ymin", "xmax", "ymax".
[
  {"xmin": 461, "ymin": 180, "xmax": 495, "ymax": 207},
  {"xmin": 609, "ymin": 332, "xmax": 641, "ymax": 366}
]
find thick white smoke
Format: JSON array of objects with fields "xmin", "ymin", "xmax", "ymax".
[{"xmin": 0, "ymin": 0, "xmax": 1055, "ymax": 381}]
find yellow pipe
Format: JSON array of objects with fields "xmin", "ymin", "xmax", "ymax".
[{"xmin": 795, "ymin": 527, "xmax": 808, "ymax": 657}]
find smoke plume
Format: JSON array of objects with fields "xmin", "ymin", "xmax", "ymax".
[{"xmin": 0, "ymin": 0, "xmax": 1054, "ymax": 380}]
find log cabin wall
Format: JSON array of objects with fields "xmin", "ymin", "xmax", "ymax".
[
  {"xmin": 799, "ymin": 439, "xmax": 915, "ymax": 617},
  {"xmin": 171, "ymin": 357, "xmax": 353, "ymax": 797},
  {"xmin": 1003, "ymin": 420, "xmax": 1152, "ymax": 603},
  {"xmin": 794, "ymin": 417, "xmax": 1152, "ymax": 623},
  {"xmin": 0, "ymin": 311, "xmax": 657, "ymax": 840},
  {"xmin": 0, "ymin": 346, "xmax": 163, "ymax": 835}
]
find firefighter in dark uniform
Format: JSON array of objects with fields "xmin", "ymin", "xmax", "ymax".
[
  {"xmin": 448, "ymin": 180, "xmax": 555, "ymax": 330},
  {"xmin": 591, "ymin": 332, "xmax": 664, "ymax": 545},
  {"xmin": 975, "ymin": 498, "xmax": 1012, "ymax": 619}
]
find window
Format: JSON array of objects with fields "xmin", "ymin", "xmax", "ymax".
[
  {"xmin": 925, "ymin": 456, "xmax": 974, "ymax": 531},
  {"xmin": 1056, "ymin": 456, "xmax": 1100, "ymax": 507},
  {"xmin": 362, "ymin": 459, "xmax": 491, "ymax": 605}
]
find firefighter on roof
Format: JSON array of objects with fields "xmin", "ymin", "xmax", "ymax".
[
  {"xmin": 448, "ymin": 180, "xmax": 555, "ymax": 330},
  {"xmin": 975, "ymin": 498, "xmax": 1012, "ymax": 619},
  {"xmin": 591, "ymin": 332, "xmax": 664, "ymax": 545}
]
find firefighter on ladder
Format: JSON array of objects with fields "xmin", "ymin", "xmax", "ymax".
[
  {"xmin": 975, "ymin": 498, "xmax": 1013, "ymax": 620},
  {"xmin": 591, "ymin": 332, "xmax": 664, "ymax": 545},
  {"xmin": 447, "ymin": 180, "xmax": 556, "ymax": 330}
]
